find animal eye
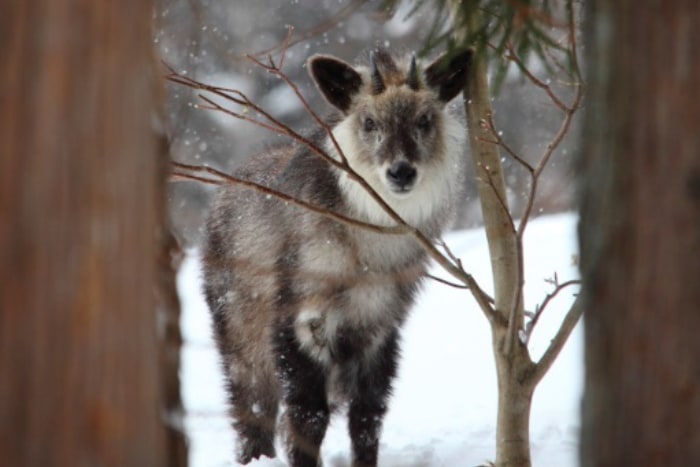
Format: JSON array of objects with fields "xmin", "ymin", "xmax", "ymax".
[
  {"xmin": 363, "ymin": 117, "xmax": 377, "ymax": 132},
  {"xmin": 416, "ymin": 114, "xmax": 432, "ymax": 131}
]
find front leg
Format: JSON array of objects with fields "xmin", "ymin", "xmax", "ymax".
[
  {"xmin": 275, "ymin": 318, "xmax": 330, "ymax": 467},
  {"xmin": 348, "ymin": 329, "xmax": 400, "ymax": 467}
]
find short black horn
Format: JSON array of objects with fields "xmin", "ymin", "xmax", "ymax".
[
  {"xmin": 370, "ymin": 51, "xmax": 386, "ymax": 95},
  {"xmin": 407, "ymin": 53, "xmax": 420, "ymax": 90}
]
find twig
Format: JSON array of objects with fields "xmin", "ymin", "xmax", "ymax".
[
  {"xmin": 243, "ymin": 53, "xmax": 349, "ymax": 166},
  {"xmin": 503, "ymin": 0, "xmax": 569, "ymax": 29},
  {"xmin": 252, "ymin": 0, "xmax": 369, "ymax": 58},
  {"xmin": 197, "ymin": 95, "xmax": 286, "ymax": 136},
  {"xmin": 165, "ymin": 71, "xmax": 350, "ymax": 175},
  {"xmin": 478, "ymin": 53, "xmax": 583, "ymax": 245},
  {"xmin": 517, "ymin": 81, "xmax": 582, "ymax": 239},
  {"xmin": 273, "ymin": 25, "xmax": 295, "ymax": 70},
  {"xmin": 435, "ymin": 238, "xmax": 464, "ymax": 270},
  {"xmin": 170, "ymin": 172, "xmax": 221, "ymax": 185},
  {"xmin": 523, "ymin": 279, "xmax": 581, "ymax": 343},
  {"xmin": 503, "ymin": 42, "xmax": 569, "ymax": 113},
  {"xmin": 499, "ymin": 3, "xmax": 584, "ymax": 243},
  {"xmin": 425, "ymin": 273, "xmax": 469, "ymax": 290},
  {"xmin": 481, "ymin": 114, "xmax": 534, "ymax": 174}
]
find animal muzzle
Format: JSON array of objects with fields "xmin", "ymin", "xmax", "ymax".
[{"xmin": 386, "ymin": 161, "xmax": 417, "ymax": 192}]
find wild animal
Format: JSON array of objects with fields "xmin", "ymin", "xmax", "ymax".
[{"xmin": 202, "ymin": 47, "xmax": 472, "ymax": 467}]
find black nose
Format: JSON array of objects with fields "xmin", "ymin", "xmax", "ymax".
[{"xmin": 386, "ymin": 161, "xmax": 417, "ymax": 189}]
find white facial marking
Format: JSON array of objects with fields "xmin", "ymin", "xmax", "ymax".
[{"xmin": 328, "ymin": 112, "xmax": 464, "ymax": 229}]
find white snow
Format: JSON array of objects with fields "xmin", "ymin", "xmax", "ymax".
[{"xmin": 178, "ymin": 212, "xmax": 582, "ymax": 467}]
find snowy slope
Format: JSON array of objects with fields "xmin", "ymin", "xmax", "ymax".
[{"xmin": 178, "ymin": 212, "xmax": 582, "ymax": 467}]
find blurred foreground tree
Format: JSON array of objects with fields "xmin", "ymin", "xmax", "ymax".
[
  {"xmin": 579, "ymin": 0, "xmax": 700, "ymax": 465},
  {"xmin": 0, "ymin": 1, "xmax": 186, "ymax": 466}
]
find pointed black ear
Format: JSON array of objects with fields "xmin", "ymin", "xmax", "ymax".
[
  {"xmin": 425, "ymin": 48, "xmax": 473, "ymax": 103},
  {"xmin": 308, "ymin": 55, "xmax": 363, "ymax": 113}
]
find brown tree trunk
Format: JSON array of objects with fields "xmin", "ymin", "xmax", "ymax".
[
  {"xmin": 579, "ymin": 1, "xmax": 700, "ymax": 465},
  {"xmin": 0, "ymin": 1, "xmax": 186, "ymax": 466}
]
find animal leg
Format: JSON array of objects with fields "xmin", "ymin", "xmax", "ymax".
[
  {"xmin": 226, "ymin": 370, "xmax": 279, "ymax": 463},
  {"xmin": 348, "ymin": 329, "xmax": 400, "ymax": 467},
  {"xmin": 275, "ymin": 320, "xmax": 330, "ymax": 467}
]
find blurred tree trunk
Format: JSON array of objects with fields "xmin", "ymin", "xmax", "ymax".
[
  {"xmin": 0, "ymin": 1, "xmax": 187, "ymax": 466},
  {"xmin": 579, "ymin": 1, "xmax": 700, "ymax": 465}
]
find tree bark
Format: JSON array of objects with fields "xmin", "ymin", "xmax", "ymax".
[
  {"xmin": 0, "ymin": 1, "xmax": 186, "ymax": 466},
  {"xmin": 579, "ymin": 1, "xmax": 700, "ymax": 465}
]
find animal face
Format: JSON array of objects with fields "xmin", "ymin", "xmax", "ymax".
[
  {"xmin": 353, "ymin": 87, "xmax": 443, "ymax": 194},
  {"xmin": 308, "ymin": 48, "xmax": 472, "ymax": 225}
]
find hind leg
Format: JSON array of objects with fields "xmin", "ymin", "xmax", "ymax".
[
  {"xmin": 209, "ymin": 323, "xmax": 278, "ymax": 461},
  {"xmin": 206, "ymin": 287, "xmax": 279, "ymax": 463},
  {"xmin": 225, "ymin": 367, "xmax": 279, "ymax": 463}
]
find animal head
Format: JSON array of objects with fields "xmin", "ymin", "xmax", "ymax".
[{"xmin": 307, "ymin": 48, "xmax": 472, "ymax": 227}]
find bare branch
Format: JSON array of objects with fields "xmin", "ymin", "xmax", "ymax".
[
  {"xmin": 529, "ymin": 294, "xmax": 583, "ymax": 385},
  {"xmin": 425, "ymin": 273, "xmax": 469, "ymax": 290},
  {"xmin": 243, "ymin": 53, "xmax": 350, "ymax": 167},
  {"xmin": 503, "ymin": 42, "xmax": 570, "ymax": 113},
  {"xmin": 172, "ymin": 162, "xmax": 408, "ymax": 236},
  {"xmin": 481, "ymin": 114, "xmax": 534, "ymax": 174},
  {"xmin": 541, "ymin": 42, "xmax": 573, "ymax": 81},
  {"xmin": 517, "ymin": 81, "xmax": 583, "ymax": 239},
  {"xmin": 196, "ymin": 95, "xmax": 287, "ymax": 136},
  {"xmin": 273, "ymin": 25, "xmax": 295, "ymax": 70},
  {"xmin": 171, "ymin": 171, "xmax": 220, "ymax": 186},
  {"xmin": 435, "ymin": 238, "xmax": 464, "ymax": 270}
]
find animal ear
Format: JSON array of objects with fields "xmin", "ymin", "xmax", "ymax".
[
  {"xmin": 425, "ymin": 48, "xmax": 473, "ymax": 103},
  {"xmin": 308, "ymin": 55, "xmax": 363, "ymax": 113}
]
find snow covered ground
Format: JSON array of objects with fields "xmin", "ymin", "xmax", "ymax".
[{"xmin": 178, "ymin": 212, "xmax": 582, "ymax": 467}]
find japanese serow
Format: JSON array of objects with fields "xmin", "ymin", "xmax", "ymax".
[{"xmin": 202, "ymin": 47, "xmax": 472, "ymax": 467}]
